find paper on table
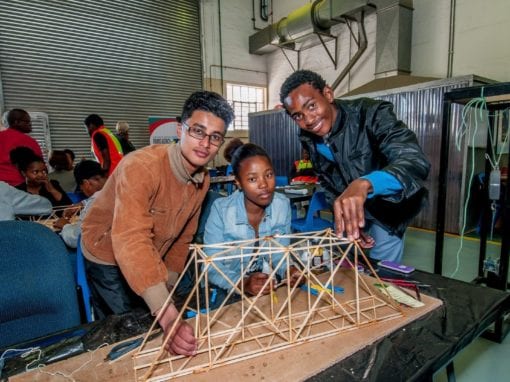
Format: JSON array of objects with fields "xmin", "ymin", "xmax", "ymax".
[
  {"xmin": 284, "ymin": 188, "xmax": 308, "ymax": 195},
  {"xmin": 374, "ymin": 283, "xmax": 425, "ymax": 308}
]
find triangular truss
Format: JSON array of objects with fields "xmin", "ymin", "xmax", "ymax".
[
  {"xmin": 18, "ymin": 205, "xmax": 81, "ymax": 231},
  {"xmin": 134, "ymin": 229, "xmax": 403, "ymax": 381}
]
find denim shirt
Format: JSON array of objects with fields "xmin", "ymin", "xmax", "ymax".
[{"xmin": 203, "ymin": 190, "xmax": 291, "ymax": 291}]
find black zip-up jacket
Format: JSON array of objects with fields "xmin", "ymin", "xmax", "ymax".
[{"xmin": 299, "ymin": 98, "xmax": 430, "ymax": 237}]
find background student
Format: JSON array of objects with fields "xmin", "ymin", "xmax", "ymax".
[
  {"xmin": 84, "ymin": 114, "xmax": 124, "ymax": 176},
  {"xmin": 0, "ymin": 108, "xmax": 43, "ymax": 186},
  {"xmin": 54, "ymin": 160, "xmax": 107, "ymax": 248},
  {"xmin": 10, "ymin": 146, "xmax": 72, "ymax": 212}
]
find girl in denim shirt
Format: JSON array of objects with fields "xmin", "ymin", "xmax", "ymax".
[{"xmin": 204, "ymin": 141, "xmax": 302, "ymax": 308}]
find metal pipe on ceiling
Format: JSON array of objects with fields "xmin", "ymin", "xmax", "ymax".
[
  {"xmin": 218, "ymin": 0, "xmax": 224, "ymax": 95},
  {"xmin": 447, "ymin": 0, "xmax": 456, "ymax": 78},
  {"xmin": 331, "ymin": 11, "xmax": 367, "ymax": 91},
  {"xmin": 249, "ymin": 0, "xmax": 414, "ymax": 81}
]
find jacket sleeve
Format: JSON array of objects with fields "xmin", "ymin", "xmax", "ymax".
[
  {"xmin": 60, "ymin": 222, "xmax": 80, "ymax": 248},
  {"xmin": 268, "ymin": 196, "xmax": 292, "ymax": 280},
  {"xmin": 11, "ymin": 187, "xmax": 52, "ymax": 216},
  {"xmin": 50, "ymin": 180, "xmax": 73, "ymax": 207},
  {"xmin": 367, "ymin": 100, "xmax": 430, "ymax": 201},
  {"xmin": 203, "ymin": 199, "xmax": 237, "ymax": 291}
]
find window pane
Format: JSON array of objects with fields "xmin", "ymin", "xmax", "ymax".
[
  {"xmin": 233, "ymin": 86, "xmax": 240, "ymax": 100},
  {"xmin": 248, "ymin": 87, "xmax": 255, "ymax": 102},
  {"xmin": 240, "ymin": 87, "xmax": 248, "ymax": 101},
  {"xmin": 226, "ymin": 83, "xmax": 266, "ymax": 130}
]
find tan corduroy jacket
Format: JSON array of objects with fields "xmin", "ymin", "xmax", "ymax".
[{"xmin": 81, "ymin": 143, "xmax": 209, "ymax": 313}]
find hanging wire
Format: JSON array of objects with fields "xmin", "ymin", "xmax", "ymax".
[
  {"xmin": 451, "ymin": 90, "xmax": 488, "ymax": 278},
  {"xmin": 451, "ymin": 88, "xmax": 510, "ymax": 278}
]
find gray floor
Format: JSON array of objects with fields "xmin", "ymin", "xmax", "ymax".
[{"xmin": 402, "ymin": 228, "xmax": 509, "ymax": 382}]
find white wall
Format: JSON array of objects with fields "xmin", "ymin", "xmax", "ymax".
[
  {"xmin": 202, "ymin": 0, "xmax": 510, "ymax": 107},
  {"xmin": 411, "ymin": 0, "xmax": 451, "ymax": 78},
  {"xmin": 452, "ymin": 0, "xmax": 510, "ymax": 80},
  {"xmin": 201, "ymin": 0, "xmax": 269, "ymax": 91}
]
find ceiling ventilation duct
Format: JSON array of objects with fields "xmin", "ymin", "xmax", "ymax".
[
  {"xmin": 249, "ymin": 0, "xmax": 368, "ymax": 54},
  {"xmin": 249, "ymin": 0, "xmax": 436, "ymax": 93}
]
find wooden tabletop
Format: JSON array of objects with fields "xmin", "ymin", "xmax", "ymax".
[{"xmin": 210, "ymin": 175, "xmax": 235, "ymax": 184}]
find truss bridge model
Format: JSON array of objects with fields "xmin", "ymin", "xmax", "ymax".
[
  {"xmin": 20, "ymin": 204, "xmax": 81, "ymax": 231},
  {"xmin": 134, "ymin": 229, "xmax": 404, "ymax": 381}
]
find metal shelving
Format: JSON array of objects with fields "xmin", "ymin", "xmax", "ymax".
[{"xmin": 434, "ymin": 82, "xmax": 510, "ymax": 342}]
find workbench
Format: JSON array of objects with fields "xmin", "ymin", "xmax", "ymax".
[{"xmin": 3, "ymin": 269, "xmax": 509, "ymax": 382}]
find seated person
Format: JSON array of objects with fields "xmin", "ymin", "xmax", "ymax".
[
  {"xmin": 10, "ymin": 146, "xmax": 72, "ymax": 213},
  {"xmin": 223, "ymin": 138, "xmax": 243, "ymax": 172},
  {"xmin": 54, "ymin": 160, "xmax": 107, "ymax": 247},
  {"xmin": 64, "ymin": 148, "xmax": 76, "ymax": 168},
  {"xmin": 48, "ymin": 149, "xmax": 77, "ymax": 193},
  {"xmin": 204, "ymin": 141, "xmax": 303, "ymax": 308},
  {"xmin": 290, "ymin": 148, "xmax": 318, "ymax": 184},
  {"xmin": 223, "ymin": 138, "xmax": 243, "ymax": 193},
  {"xmin": 0, "ymin": 180, "xmax": 52, "ymax": 220}
]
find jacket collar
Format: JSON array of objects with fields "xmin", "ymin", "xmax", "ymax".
[
  {"xmin": 329, "ymin": 99, "xmax": 344, "ymax": 138},
  {"xmin": 232, "ymin": 190, "xmax": 272, "ymax": 225},
  {"xmin": 168, "ymin": 143, "xmax": 206, "ymax": 185}
]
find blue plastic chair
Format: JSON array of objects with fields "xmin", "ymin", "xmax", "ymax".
[
  {"xmin": 67, "ymin": 191, "xmax": 85, "ymax": 204},
  {"xmin": 275, "ymin": 176, "xmax": 289, "ymax": 187},
  {"xmin": 225, "ymin": 164, "xmax": 236, "ymax": 195},
  {"xmin": 0, "ymin": 221, "xmax": 81, "ymax": 348},
  {"xmin": 76, "ymin": 235, "xmax": 94, "ymax": 323},
  {"xmin": 291, "ymin": 191, "xmax": 334, "ymax": 233}
]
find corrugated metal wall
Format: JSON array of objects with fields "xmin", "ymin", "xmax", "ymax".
[
  {"xmin": 250, "ymin": 75, "xmax": 494, "ymax": 233},
  {"xmin": 0, "ymin": 0, "xmax": 201, "ymax": 160},
  {"xmin": 249, "ymin": 109, "xmax": 301, "ymax": 179},
  {"xmin": 28, "ymin": 112, "xmax": 52, "ymax": 161}
]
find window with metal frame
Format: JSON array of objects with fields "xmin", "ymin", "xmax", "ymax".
[{"xmin": 226, "ymin": 84, "xmax": 266, "ymax": 130}]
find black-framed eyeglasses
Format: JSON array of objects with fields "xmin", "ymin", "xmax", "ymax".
[{"xmin": 182, "ymin": 121, "xmax": 225, "ymax": 147}]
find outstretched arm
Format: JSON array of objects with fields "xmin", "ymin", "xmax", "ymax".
[
  {"xmin": 333, "ymin": 178, "xmax": 372, "ymax": 240},
  {"xmin": 8, "ymin": 184, "xmax": 52, "ymax": 216}
]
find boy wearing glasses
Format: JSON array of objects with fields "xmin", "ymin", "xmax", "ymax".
[
  {"xmin": 81, "ymin": 91, "xmax": 234, "ymax": 356},
  {"xmin": 280, "ymin": 70, "xmax": 430, "ymax": 263}
]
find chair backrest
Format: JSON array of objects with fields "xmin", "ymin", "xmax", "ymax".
[
  {"xmin": 225, "ymin": 164, "xmax": 235, "ymax": 194},
  {"xmin": 76, "ymin": 235, "xmax": 94, "ymax": 323},
  {"xmin": 194, "ymin": 190, "xmax": 223, "ymax": 244},
  {"xmin": 275, "ymin": 176, "xmax": 289, "ymax": 187},
  {"xmin": 305, "ymin": 191, "xmax": 331, "ymax": 226},
  {"xmin": 67, "ymin": 191, "xmax": 85, "ymax": 204},
  {"xmin": 0, "ymin": 221, "xmax": 81, "ymax": 348}
]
